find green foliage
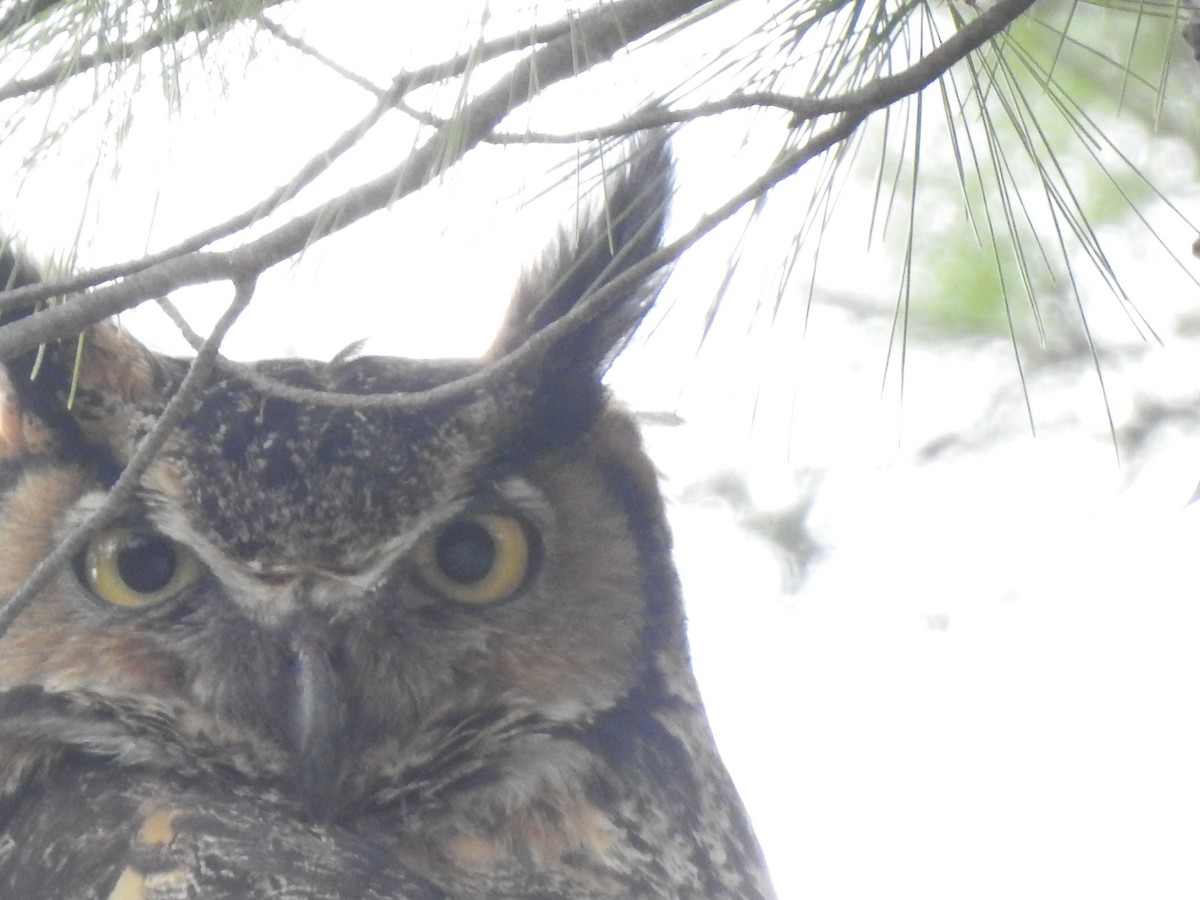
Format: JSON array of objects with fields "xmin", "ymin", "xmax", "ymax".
[{"xmin": 865, "ymin": 0, "xmax": 1197, "ymax": 344}]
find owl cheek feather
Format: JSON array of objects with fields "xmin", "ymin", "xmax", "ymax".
[
  {"xmin": 0, "ymin": 469, "xmax": 188, "ymax": 695},
  {"xmin": 0, "ymin": 599, "xmax": 185, "ymax": 696},
  {"xmin": 0, "ymin": 468, "xmax": 86, "ymax": 603},
  {"xmin": 491, "ymin": 634, "xmax": 636, "ymax": 722}
]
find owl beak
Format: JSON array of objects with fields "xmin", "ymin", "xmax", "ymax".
[{"xmin": 289, "ymin": 628, "xmax": 347, "ymax": 821}]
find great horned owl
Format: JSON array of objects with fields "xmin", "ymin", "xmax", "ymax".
[{"xmin": 0, "ymin": 137, "xmax": 776, "ymax": 899}]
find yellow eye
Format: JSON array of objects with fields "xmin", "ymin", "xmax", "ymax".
[
  {"xmin": 81, "ymin": 527, "xmax": 204, "ymax": 608},
  {"xmin": 416, "ymin": 514, "xmax": 532, "ymax": 605}
]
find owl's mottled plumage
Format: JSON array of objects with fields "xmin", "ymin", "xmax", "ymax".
[{"xmin": 0, "ymin": 138, "xmax": 776, "ymax": 899}]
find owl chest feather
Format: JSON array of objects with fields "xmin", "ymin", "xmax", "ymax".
[{"xmin": 359, "ymin": 705, "xmax": 775, "ymax": 900}]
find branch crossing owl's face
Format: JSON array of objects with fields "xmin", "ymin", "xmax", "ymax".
[{"xmin": 0, "ymin": 137, "xmax": 777, "ymax": 899}]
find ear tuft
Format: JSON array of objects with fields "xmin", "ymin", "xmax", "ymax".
[
  {"xmin": 488, "ymin": 131, "xmax": 673, "ymax": 370},
  {"xmin": 0, "ymin": 241, "xmax": 75, "ymax": 460},
  {"xmin": 0, "ymin": 240, "xmax": 41, "ymax": 293},
  {"xmin": 0, "ymin": 241, "xmax": 167, "ymax": 465},
  {"xmin": 482, "ymin": 133, "xmax": 673, "ymax": 453}
]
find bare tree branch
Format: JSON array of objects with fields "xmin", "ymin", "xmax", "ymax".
[{"xmin": 0, "ymin": 274, "xmax": 257, "ymax": 637}]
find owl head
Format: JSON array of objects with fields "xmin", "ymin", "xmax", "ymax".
[{"xmin": 0, "ymin": 137, "xmax": 773, "ymax": 898}]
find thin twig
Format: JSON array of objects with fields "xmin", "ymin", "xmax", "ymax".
[
  {"xmin": 256, "ymin": 7, "xmax": 578, "ymax": 102},
  {"xmin": 0, "ymin": 276, "xmax": 258, "ymax": 640},
  {"xmin": 255, "ymin": 15, "xmax": 388, "ymax": 98}
]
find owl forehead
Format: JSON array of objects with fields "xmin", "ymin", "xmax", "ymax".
[{"xmin": 154, "ymin": 358, "xmax": 502, "ymax": 570}]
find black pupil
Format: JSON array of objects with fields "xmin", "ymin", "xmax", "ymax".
[
  {"xmin": 435, "ymin": 521, "xmax": 496, "ymax": 585},
  {"xmin": 117, "ymin": 534, "xmax": 178, "ymax": 594}
]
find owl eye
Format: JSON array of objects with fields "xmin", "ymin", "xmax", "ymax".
[
  {"xmin": 416, "ymin": 514, "xmax": 532, "ymax": 605},
  {"xmin": 80, "ymin": 527, "xmax": 204, "ymax": 608}
]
